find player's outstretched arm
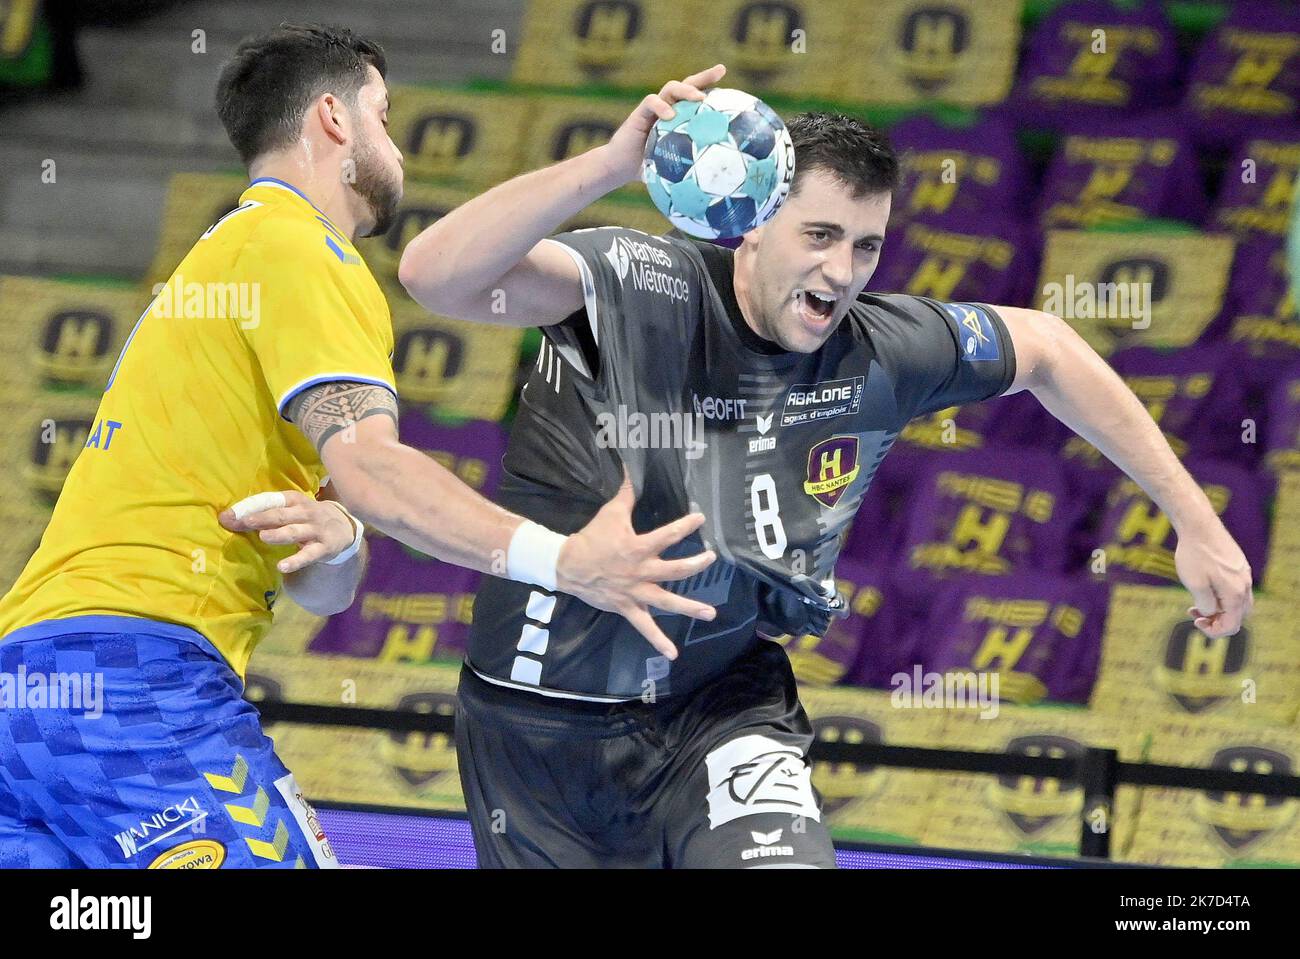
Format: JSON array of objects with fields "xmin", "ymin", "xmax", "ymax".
[
  {"xmin": 995, "ymin": 305, "xmax": 1253, "ymax": 639},
  {"xmin": 220, "ymin": 382, "xmax": 717, "ymax": 657},
  {"xmin": 396, "ymin": 64, "xmax": 726, "ymax": 327}
]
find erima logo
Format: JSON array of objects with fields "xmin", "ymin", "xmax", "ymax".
[
  {"xmin": 603, "ymin": 235, "xmax": 688, "ymax": 302},
  {"xmin": 114, "ymin": 796, "xmax": 207, "ymax": 859},
  {"xmin": 750, "ymin": 411, "xmax": 776, "ymax": 453},
  {"xmin": 741, "ymin": 829, "xmax": 795, "ymax": 861}
]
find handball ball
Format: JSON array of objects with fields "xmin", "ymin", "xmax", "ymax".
[{"xmin": 642, "ymin": 87, "xmax": 795, "ymax": 240}]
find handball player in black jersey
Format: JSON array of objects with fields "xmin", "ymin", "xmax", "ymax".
[{"xmin": 398, "ymin": 65, "xmax": 1254, "ymax": 867}]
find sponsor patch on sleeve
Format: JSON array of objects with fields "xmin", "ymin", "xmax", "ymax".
[{"xmin": 944, "ymin": 303, "xmax": 1001, "ymax": 362}]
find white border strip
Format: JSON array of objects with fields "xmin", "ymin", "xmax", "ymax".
[
  {"xmin": 539, "ymin": 238, "xmax": 600, "ymax": 345},
  {"xmin": 467, "ymin": 662, "xmax": 636, "ymax": 704},
  {"xmin": 276, "ymin": 374, "xmax": 397, "ymax": 417}
]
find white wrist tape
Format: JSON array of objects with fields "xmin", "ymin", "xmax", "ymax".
[
  {"xmin": 506, "ymin": 520, "xmax": 567, "ymax": 592},
  {"xmin": 323, "ymin": 500, "xmax": 365, "ymax": 566}
]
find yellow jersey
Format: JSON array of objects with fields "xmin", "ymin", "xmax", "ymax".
[{"xmin": 0, "ymin": 178, "xmax": 397, "ymax": 676}]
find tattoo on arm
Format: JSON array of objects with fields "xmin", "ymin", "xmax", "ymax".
[{"xmin": 287, "ymin": 381, "xmax": 399, "ymax": 452}]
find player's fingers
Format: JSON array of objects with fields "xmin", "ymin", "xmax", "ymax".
[
  {"xmin": 621, "ymin": 605, "xmax": 678, "ymax": 661},
  {"xmin": 219, "ymin": 490, "xmax": 285, "ymax": 530},
  {"xmin": 658, "ymin": 80, "xmax": 706, "ymax": 106},
  {"xmin": 1198, "ymin": 618, "xmax": 1233, "ymax": 639},
  {"xmin": 644, "ymin": 550, "xmax": 717, "ymax": 583},
  {"xmin": 638, "ymin": 511, "xmax": 707, "ymax": 555},
  {"xmin": 1186, "ymin": 581, "xmax": 1220, "ymax": 622},
  {"xmin": 639, "ymin": 585, "xmax": 716, "ymax": 621},
  {"xmin": 636, "ymin": 93, "xmax": 675, "ymax": 124},
  {"xmin": 1213, "ymin": 588, "xmax": 1251, "ymax": 636},
  {"xmin": 235, "ymin": 506, "xmax": 312, "ymax": 531},
  {"xmin": 276, "ymin": 541, "xmax": 329, "ymax": 575},
  {"xmin": 231, "ymin": 490, "xmax": 288, "ymax": 518},
  {"xmin": 259, "ymin": 523, "xmax": 315, "ymax": 546},
  {"xmin": 220, "ymin": 491, "xmax": 311, "ymax": 530},
  {"xmin": 681, "ymin": 63, "xmax": 726, "ymax": 91}
]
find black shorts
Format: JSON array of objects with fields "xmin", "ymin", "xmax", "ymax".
[{"xmin": 454, "ymin": 640, "xmax": 836, "ymax": 868}]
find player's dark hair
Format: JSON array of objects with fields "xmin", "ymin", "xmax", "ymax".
[
  {"xmin": 216, "ymin": 23, "xmax": 387, "ymax": 165},
  {"xmin": 787, "ymin": 112, "xmax": 899, "ymax": 199}
]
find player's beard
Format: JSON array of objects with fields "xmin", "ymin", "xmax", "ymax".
[{"xmin": 349, "ymin": 132, "xmax": 402, "ymax": 238}]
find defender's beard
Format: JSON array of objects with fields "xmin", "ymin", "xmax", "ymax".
[{"xmin": 349, "ymin": 133, "xmax": 402, "ymax": 238}]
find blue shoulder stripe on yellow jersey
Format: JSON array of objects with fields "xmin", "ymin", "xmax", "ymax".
[{"xmin": 277, "ymin": 373, "xmax": 398, "ymax": 418}]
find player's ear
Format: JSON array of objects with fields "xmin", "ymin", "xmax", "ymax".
[{"xmin": 315, "ymin": 93, "xmax": 349, "ymax": 147}]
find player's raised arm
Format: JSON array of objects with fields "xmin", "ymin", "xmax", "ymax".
[
  {"xmin": 994, "ymin": 305, "xmax": 1254, "ymax": 639},
  {"xmin": 396, "ymin": 64, "xmax": 726, "ymax": 326}
]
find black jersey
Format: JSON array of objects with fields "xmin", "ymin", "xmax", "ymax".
[{"xmin": 465, "ymin": 226, "xmax": 1017, "ymax": 701}]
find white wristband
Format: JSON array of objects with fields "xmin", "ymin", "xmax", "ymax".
[
  {"xmin": 323, "ymin": 500, "xmax": 365, "ymax": 566},
  {"xmin": 506, "ymin": 520, "xmax": 567, "ymax": 591}
]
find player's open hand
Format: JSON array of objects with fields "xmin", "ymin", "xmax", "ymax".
[
  {"xmin": 218, "ymin": 490, "xmax": 358, "ymax": 574},
  {"xmin": 557, "ymin": 472, "xmax": 717, "ymax": 660},
  {"xmin": 1173, "ymin": 520, "xmax": 1254, "ymax": 639},
  {"xmin": 599, "ymin": 63, "xmax": 726, "ymax": 186}
]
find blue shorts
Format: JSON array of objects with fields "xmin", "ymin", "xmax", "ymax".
[{"xmin": 0, "ymin": 616, "xmax": 337, "ymax": 869}]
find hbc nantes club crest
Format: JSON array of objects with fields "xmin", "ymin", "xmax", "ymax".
[{"xmin": 804, "ymin": 436, "xmax": 859, "ymax": 507}]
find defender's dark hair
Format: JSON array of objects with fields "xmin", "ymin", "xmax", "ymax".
[
  {"xmin": 216, "ymin": 23, "xmax": 387, "ymax": 165},
  {"xmin": 786, "ymin": 112, "xmax": 899, "ymax": 199}
]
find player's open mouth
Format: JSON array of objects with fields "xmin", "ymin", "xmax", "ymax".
[{"xmin": 795, "ymin": 289, "xmax": 837, "ymax": 327}]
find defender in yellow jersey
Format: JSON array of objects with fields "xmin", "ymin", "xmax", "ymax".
[
  {"xmin": 0, "ymin": 176, "xmax": 395, "ymax": 677},
  {"xmin": 0, "ymin": 24, "xmax": 716, "ymax": 869}
]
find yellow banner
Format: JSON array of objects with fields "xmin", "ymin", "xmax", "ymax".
[
  {"xmin": 513, "ymin": 0, "xmax": 697, "ymax": 90},
  {"xmin": 389, "ymin": 301, "xmax": 523, "ymax": 422},
  {"xmin": 1036, "ymin": 230, "xmax": 1236, "ymax": 356},
  {"xmin": 841, "ymin": 0, "xmax": 1021, "ymax": 106},
  {"xmin": 0, "ymin": 276, "xmax": 141, "ymax": 400},
  {"xmin": 249, "ymin": 652, "xmax": 466, "ymax": 812},
  {"xmin": 1124, "ymin": 717, "xmax": 1300, "ymax": 867},
  {"xmin": 147, "ymin": 173, "xmax": 248, "ymax": 289},
  {"xmin": 1264, "ymin": 471, "xmax": 1300, "ymax": 597},
  {"xmin": 1090, "ymin": 585, "xmax": 1300, "ymax": 727},
  {"xmin": 920, "ymin": 705, "xmax": 1147, "ymax": 858},
  {"xmin": 388, "ymin": 86, "xmax": 532, "ymax": 188}
]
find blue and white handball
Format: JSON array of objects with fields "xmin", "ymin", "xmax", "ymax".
[{"xmin": 642, "ymin": 87, "xmax": 795, "ymax": 240}]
